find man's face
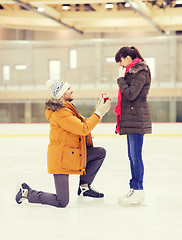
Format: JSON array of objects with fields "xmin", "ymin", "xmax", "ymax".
[{"xmin": 62, "ymin": 87, "xmax": 74, "ymax": 102}]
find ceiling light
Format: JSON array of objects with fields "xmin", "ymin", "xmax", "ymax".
[
  {"xmin": 124, "ymin": 3, "xmax": 131, "ymax": 8},
  {"xmin": 105, "ymin": 3, "xmax": 113, "ymax": 9},
  {"xmin": 62, "ymin": 4, "xmax": 71, "ymax": 11},
  {"xmin": 37, "ymin": 7, "xmax": 44, "ymax": 12}
]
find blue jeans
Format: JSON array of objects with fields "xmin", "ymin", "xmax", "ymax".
[{"xmin": 127, "ymin": 134, "xmax": 144, "ymax": 190}]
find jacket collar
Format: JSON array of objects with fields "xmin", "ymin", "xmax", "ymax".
[
  {"xmin": 64, "ymin": 101, "xmax": 83, "ymax": 120},
  {"xmin": 128, "ymin": 61, "xmax": 150, "ymax": 75}
]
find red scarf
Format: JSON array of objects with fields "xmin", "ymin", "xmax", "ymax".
[{"xmin": 114, "ymin": 58, "xmax": 142, "ymax": 133}]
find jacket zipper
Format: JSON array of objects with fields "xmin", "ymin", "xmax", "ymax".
[
  {"xmin": 79, "ymin": 136, "xmax": 86, "ymax": 175},
  {"xmin": 119, "ymin": 93, "xmax": 123, "ymax": 134},
  {"xmin": 83, "ymin": 136, "xmax": 86, "ymax": 174}
]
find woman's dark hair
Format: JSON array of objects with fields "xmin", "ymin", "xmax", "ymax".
[{"xmin": 115, "ymin": 46, "xmax": 144, "ymax": 63}]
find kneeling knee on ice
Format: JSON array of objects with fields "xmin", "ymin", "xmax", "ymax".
[
  {"xmin": 96, "ymin": 147, "xmax": 106, "ymax": 160},
  {"xmin": 100, "ymin": 147, "xmax": 106, "ymax": 158},
  {"xmin": 57, "ymin": 199, "xmax": 69, "ymax": 208}
]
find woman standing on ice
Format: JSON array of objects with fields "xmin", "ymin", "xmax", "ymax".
[{"xmin": 114, "ymin": 46, "xmax": 152, "ymax": 206}]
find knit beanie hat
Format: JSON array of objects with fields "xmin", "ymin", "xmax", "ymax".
[{"xmin": 47, "ymin": 80, "xmax": 70, "ymax": 99}]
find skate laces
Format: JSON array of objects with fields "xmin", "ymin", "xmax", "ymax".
[
  {"xmin": 124, "ymin": 189, "xmax": 134, "ymax": 198},
  {"xmin": 88, "ymin": 185, "xmax": 101, "ymax": 194}
]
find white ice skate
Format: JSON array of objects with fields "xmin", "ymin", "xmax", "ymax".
[{"xmin": 119, "ymin": 189, "xmax": 145, "ymax": 206}]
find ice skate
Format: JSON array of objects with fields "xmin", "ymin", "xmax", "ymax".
[
  {"xmin": 77, "ymin": 185, "xmax": 104, "ymax": 203},
  {"xmin": 78, "ymin": 184, "xmax": 104, "ymax": 198},
  {"xmin": 15, "ymin": 183, "xmax": 30, "ymax": 204},
  {"xmin": 119, "ymin": 189, "xmax": 145, "ymax": 206}
]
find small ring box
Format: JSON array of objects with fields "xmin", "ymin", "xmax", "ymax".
[{"xmin": 102, "ymin": 93, "xmax": 109, "ymax": 102}]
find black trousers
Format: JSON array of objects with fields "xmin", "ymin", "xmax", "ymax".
[{"xmin": 27, "ymin": 147, "xmax": 106, "ymax": 208}]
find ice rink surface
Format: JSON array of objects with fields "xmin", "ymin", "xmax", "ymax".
[{"xmin": 0, "ymin": 123, "xmax": 182, "ymax": 240}]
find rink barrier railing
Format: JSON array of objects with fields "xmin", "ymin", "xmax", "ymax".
[{"xmin": 0, "ymin": 134, "xmax": 182, "ymax": 137}]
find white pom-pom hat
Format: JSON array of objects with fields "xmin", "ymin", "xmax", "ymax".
[{"xmin": 47, "ymin": 80, "xmax": 70, "ymax": 99}]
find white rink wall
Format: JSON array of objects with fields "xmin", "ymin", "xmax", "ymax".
[{"xmin": 0, "ymin": 122, "xmax": 182, "ymax": 136}]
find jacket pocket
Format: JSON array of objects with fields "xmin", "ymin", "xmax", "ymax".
[{"xmin": 62, "ymin": 147, "xmax": 81, "ymax": 171}]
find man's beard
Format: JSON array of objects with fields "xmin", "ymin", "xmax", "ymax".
[{"xmin": 67, "ymin": 98, "xmax": 73, "ymax": 102}]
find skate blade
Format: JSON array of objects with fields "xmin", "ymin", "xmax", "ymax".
[
  {"xmin": 118, "ymin": 199, "xmax": 145, "ymax": 207},
  {"xmin": 77, "ymin": 196, "xmax": 104, "ymax": 204}
]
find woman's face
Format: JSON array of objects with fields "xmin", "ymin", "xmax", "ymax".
[{"xmin": 118, "ymin": 55, "xmax": 132, "ymax": 68}]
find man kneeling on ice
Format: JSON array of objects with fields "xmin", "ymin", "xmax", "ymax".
[{"xmin": 16, "ymin": 79, "xmax": 111, "ymax": 208}]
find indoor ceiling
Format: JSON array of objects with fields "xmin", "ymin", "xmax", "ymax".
[{"xmin": 0, "ymin": 0, "xmax": 182, "ymax": 35}]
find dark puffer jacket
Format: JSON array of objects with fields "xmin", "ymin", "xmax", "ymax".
[{"xmin": 117, "ymin": 61, "xmax": 152, "ymax": 135}]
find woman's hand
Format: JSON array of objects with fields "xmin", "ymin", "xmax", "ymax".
[{"xmin": 118, "ymin": 67, "xmax": 126, "ymax": 78}]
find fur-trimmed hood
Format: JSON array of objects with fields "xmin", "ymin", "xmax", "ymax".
[
  {"xmin": 45, "ymin": 98, "xmax": 64, "ymax": 111},
  {"xmin": 128, "ymin": 61, "xmax": 150, "ymax": 75}
]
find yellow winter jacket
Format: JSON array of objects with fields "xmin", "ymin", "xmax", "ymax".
[{"xmin": 45, "ymin": 100, "xmax": 100, "ymax": 175}]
